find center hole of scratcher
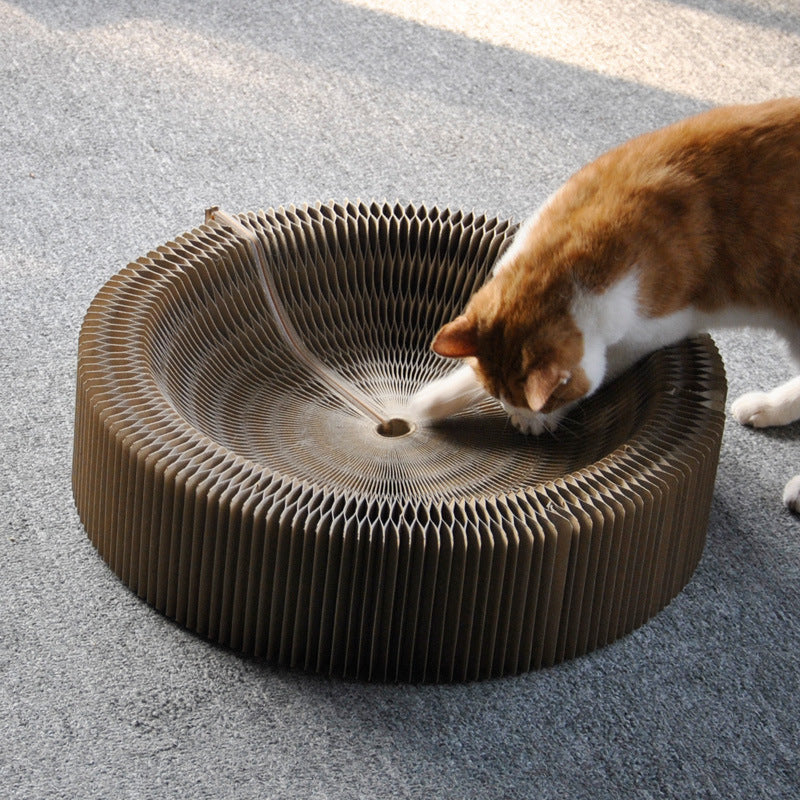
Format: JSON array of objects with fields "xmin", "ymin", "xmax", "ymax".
[{"xmin": 376, "ymin": 418, "xmax": 415, "ymax": 438}]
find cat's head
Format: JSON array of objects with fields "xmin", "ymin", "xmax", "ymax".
[{"xmin": 431, "ymin": 272, "xmax": 594, "ymax": 421}]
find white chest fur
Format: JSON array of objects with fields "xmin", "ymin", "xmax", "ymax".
[
  {"xmin": 570, "ymin": 272, "xmax": 697, "ymax": 389},
  {"xmin": 572, "ymin": 271, "xmax": 791, "ymax": 387}
]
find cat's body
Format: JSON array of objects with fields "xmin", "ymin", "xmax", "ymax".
[{"xmin": 409, "ymin": 98, "xmax": 800, "ymax": 509}]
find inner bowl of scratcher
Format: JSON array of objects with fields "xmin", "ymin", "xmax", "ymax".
[{"xmin": 72, "ymin": 200, "xmax": 727, "ymax": 682}]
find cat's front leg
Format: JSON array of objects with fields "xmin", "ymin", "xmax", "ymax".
[
  {"xmin": 407, "ymin": 362, "xmax": 488, "ymax": 421},
  {"xmin": 731, "ymin": 376, "xmax": 800, "ymax": 427}
]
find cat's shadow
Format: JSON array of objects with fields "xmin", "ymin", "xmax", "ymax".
[
  {"xmin": 423, "ymin": 415, "xmax": 530, "ymax": 450},
  {"xmin": 738, "ymin": 418, "xmax": 800, "ymax": 442}
]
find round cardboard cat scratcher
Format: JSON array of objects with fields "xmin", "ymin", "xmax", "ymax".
[{"xmin": 72, "ymin": 200, "xmax": 726, "ymax": 682}]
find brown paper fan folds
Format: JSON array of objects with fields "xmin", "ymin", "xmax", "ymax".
[{"xmin": 72, "ymin": 201, "xmax": 726, "ymax": 681}]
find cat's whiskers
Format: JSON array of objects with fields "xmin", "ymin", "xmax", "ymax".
[{"xmin": 550, "ymin": 414, "xmax": 584, "ymax": 438}]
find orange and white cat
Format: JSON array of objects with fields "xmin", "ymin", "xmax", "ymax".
[{"xmin": 409, "ymin": 98, "xmax": 800, "ymax": 510}]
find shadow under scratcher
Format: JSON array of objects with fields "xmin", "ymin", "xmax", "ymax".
[{"xmin": 71, "ymin": 200, "xmax": 727, "ymax": 682}]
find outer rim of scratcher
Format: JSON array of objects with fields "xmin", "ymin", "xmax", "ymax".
[{"xmin": 71, "ymin": 200, "xmax": 727, "ymax": 682}]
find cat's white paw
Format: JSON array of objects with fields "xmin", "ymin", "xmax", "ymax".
[
  {"xmin": 782, "ymin": 475, "xmax": 800, "ymax": 513},
  {"xmin": 731, "ymin": 391, "xmax": 788, "ymax": 428}
]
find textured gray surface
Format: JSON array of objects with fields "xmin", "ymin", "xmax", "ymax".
[{"xmin": 2, "ymin": 1, "xmax": 799, "ymax": 798}]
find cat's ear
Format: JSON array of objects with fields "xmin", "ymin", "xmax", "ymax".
[
  {"xmin": 431, "ymin": 315, "xmax": 478, "ymax": 358},
  {"xmin": 524, "ymin": 366, "xmax": 571, "ymax": 412}
]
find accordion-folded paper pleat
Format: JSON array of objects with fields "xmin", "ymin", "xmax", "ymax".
[{"xmin": 72, "ymin": 201, "xmax": 726, "ymax": 681}]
